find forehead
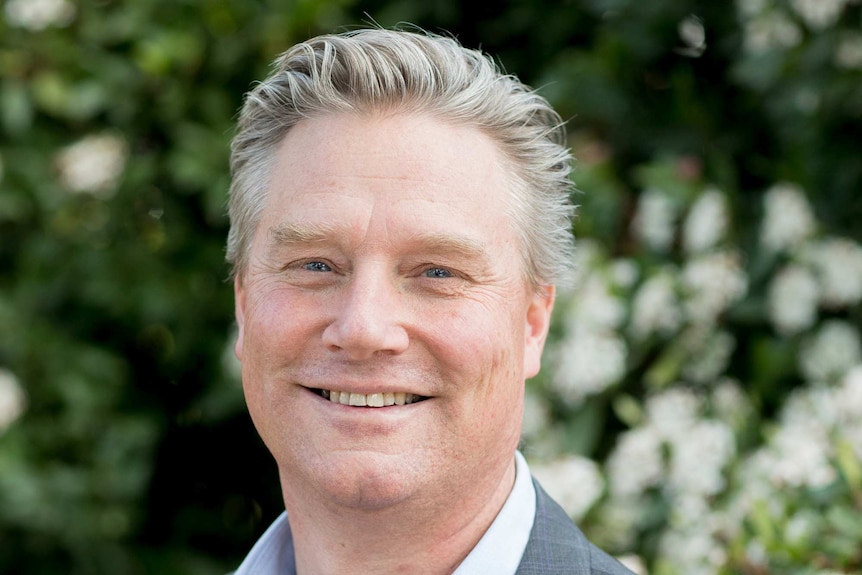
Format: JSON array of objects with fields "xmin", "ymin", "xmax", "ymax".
[
  {"xmin": 259, "ymin": 112, "xmax": 519, "ymax": 245},
  {"xmin": 271, "ymin": 112, "xmax": 510, "ymax": 187}
]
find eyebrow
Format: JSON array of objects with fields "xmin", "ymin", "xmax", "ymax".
[
  {"xmin": 268, "ymin": 221, "xmax": 337, "ymax": 246},
  {"xmin": 267, "ymin": 221, "xmax": 489, "ymax": 261}
]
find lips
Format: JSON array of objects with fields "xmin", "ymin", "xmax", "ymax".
[{"xmin": 313, "ymin": 389, "xmax": 429, "ymax": 407}]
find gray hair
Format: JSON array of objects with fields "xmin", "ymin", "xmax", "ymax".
[{"xmin": 227, "ymin": 27, "xmax": 575, "ymax": 288}]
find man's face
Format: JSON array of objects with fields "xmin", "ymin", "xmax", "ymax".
[{"xmin": 234, "ymin": 112, "xmax": 554, "ymax": 512}]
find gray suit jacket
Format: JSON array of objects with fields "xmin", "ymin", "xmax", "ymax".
[
  {"xmin": 231, "ymin": 478, "xmax": 635, "ymax": 575},
  {"xmin": 515, "ymin": 481, "xmax": 635, "ymax": 575}
]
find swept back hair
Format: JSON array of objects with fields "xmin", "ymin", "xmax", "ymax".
[{"xmin": 227, "ymin": 27, "xmax": 575, "ymax": 288}]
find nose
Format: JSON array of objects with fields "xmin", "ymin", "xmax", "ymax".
[{"xmin": 321, "ymin": 269, "xmax": 409, "ymax": 359}]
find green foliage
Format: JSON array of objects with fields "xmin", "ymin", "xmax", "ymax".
[{"xmin": 1, "ymin": 0, "xmax": 861, "ymax": 573}]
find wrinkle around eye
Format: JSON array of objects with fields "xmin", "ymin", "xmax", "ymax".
[{"xmin": 267, "ymin": 258, "xmax": 344, "ymax": 289}]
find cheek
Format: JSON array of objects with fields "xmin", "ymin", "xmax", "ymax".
[
  {"xmin": 246, "ymin": 289, "xmax": 315, "ymax": 343},
  {"xmin": 458, "ymin": 306, "xmax": 526, "ymax": 442},
  {"xmin": 238, "ymin": 290, "xmax": 324, "ymax": 395},
  {"xmin": 468, "ymin": 346, "xmax": 525, "ymax": 454},
  {"xmin": 459, "ymin": 307, "xmax": 526, "ymax": 383},
  {"xmin": 437, "ymin": 305, "xmax": 525, "ymax": 407},
  {"xmin": 486, "ymin": 344, "xmax": 525, "ymax": 416}
]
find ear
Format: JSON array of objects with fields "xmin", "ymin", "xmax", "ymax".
[
  {"xmin": 234, "ymin": 274, "xmax": 246, "ymax": 361},
  {"xmin": 523, "ymin": 285, "xmax": 555, "ymax": 379}
]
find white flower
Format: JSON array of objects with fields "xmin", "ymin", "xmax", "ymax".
[
  {"xmin": 521, "ymin": 390, "xmax": 550, "ymax": 440},
  {"xmin": 769, "ymin": 423, "xmax": 836, "ymax": 488},
  {"xmin": 767, "ymin": 264, "xmax": 819, "ymax": 335},
  {"xmin": 790, "ymin": 0, "xmax": 848, "ymax": 30},
  {"xmin": 531, "ymin": 455, "xmax": 605, "ymax": 520},
  {"xmin": 571, "ymin": 240, "xmax": 604, "ymax": 283},
  {"xmin": 745, "ymin": 540, "xmax": 769, "ymax": 569},
  {"xmin": 682, "ymin": 251, "xmax": 748, "ymax": 324},
  {"xmin": 616, "ymin": 555, "xmax": 647, "ymax": 575},
  {"xmin": 632, "ymin": 188, "xmax": 677, "ymax": 252},
  {"xmin": 683, "ymin": 188, "xmax": 729, "ymax": 254},
  {"xmin": 780, "ymin": 364, "xmax": 862, "ymax": 464},
  {"xmin": 658, "ymin": 527, "xmax": 726, "ymax": 575},
  {"xmin": 743, "ymin": 10, "xmax": 803, "ymax": 54},
  {"xmin": 669, "ymin": 493, "xmax": 711, "ymax": 528},
  {"xmin": 711, "ymin": 378, "xmax": 745, "ymax": 410},
  {"xmin": 609, "ymin": 258, "xmax": 639, "ymax": 289},
  {"xmin": 629, "ymin": 268, "xmax": 682, "ymax": 340},
  {"xmin": 730, "ymin": 450, "xmax": 786, "ymax": 523},
  {"xmin": 607, "ymin": 426, "xmax": 664, "ymax": 497},
  {"xmin": 677, "ymin": 15, "xmax": 706, "ymax": 58},
  {"xmin": 683, "ymin": 328, "xmax": 736, "ymax": 385},
  {"xmin": 55, "ymin": 133, "xmax": 128, "ymax": 198},
  {"xmin": 646, "ymin": 388, "xmax": 702, "ymax": 439},
  {"xmin": 737, "ymin": 388, "xmax": 837, "ymax": 490},
  {"xmin": 563, "ymin": 275, "xmax": 626, "ymax": 332},
  {"xmin": 552, "ymin": 329, "xmax": 627, "ymax": 405},
  {"xmin": 594, "ymin": 496, "xmax": 645, "ymax": 549},
  {"xmin": 800, "ymin": 238, "xmax": 862, "ymax": 308},
  {"xmin": 0, "ymin": 368, "xmax": 26, "ymax": 433},
  {"xmin": 781, "ymin": 387, "xmax": 841, "ymax": 431},
  {"xmin": 4, "ymin": 0, "xmax": 75, "ymax": 30},
  {"xmin": 668, "ymin": 420, "xmax": 735, "ymax": 496},
  {"xmin": 785, "ymin": 509, "xmax": 819, "ymax": 545},
  {"xmin": 760, "ymin": 182, "xmax": 816, "ymax": 252},
  {"xmin": 711, "ymin": 378, "xmax": 754, "ymax": 428},
  {"xmin": 835, "ymin": 365, "xmax": 862, "ymax": 423},
  {"xmin": 765, "ymin": 384, "xmax": 848, "ymax": 488},
  {"xmin": 799, "ymin": 320, "xmax": 862, "ymax": 382},
  {"xmin": 836, "ymin": 33, "xmax": 862, "ymax": 69}
]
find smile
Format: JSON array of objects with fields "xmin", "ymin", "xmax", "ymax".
[{"xmin": 313, "ymin": 389, "xmax": 429, "ymax": 407}]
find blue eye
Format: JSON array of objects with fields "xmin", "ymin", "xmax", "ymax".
[
  {"xmin": 304, "ymin": 261, "xmax": 332, "ymax": 272},
  {"xmin": 424, "ymin": 267, "xmax": 452, "ymax": 278}
]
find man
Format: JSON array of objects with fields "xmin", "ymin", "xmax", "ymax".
[{"xmin": 227, "ymin": 27, "xmax": 634, "ymax": 575}]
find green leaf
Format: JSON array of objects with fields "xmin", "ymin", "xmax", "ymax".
[
  {"xmin": 835, "ymin": 439, "xmax": 862, "ymax": 494},
  {"xmin": 0, "ymin": 81, "xmax": 34, "ymax": 136},
  {"xmin": 826, "ymin": 505, "xmax": 862, "ymax": 540}
]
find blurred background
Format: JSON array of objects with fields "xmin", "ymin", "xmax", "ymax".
[{"xmin": 1, "ymin": 0, "xmax": 861, "ymax": 573}]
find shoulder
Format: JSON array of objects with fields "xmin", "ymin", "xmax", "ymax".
[{"xmin": 516, "ymin": 479, "xmax": 635, "ymax": 575}]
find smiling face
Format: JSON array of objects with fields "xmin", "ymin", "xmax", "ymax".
[{"xmin": 234, "ymin": 112, "xmax": 555, "ymax": 513}]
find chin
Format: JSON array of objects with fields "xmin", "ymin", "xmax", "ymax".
[{"xmin": 284, "ymin": 450, "xmax": 425, "ymax": 512}]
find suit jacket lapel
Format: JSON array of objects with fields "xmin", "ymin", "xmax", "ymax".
[
  {"xmin": 515, "ymin": 480, "xmax": 593, "ymax": 575},
  {"xmin": 516, "ymin": 479, "xmax": 636, "ymax": 575}
]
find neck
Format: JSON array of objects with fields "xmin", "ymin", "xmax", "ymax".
[{"xmin": 282, "ymin": 458, "xmax": 516, "ymax": 575}]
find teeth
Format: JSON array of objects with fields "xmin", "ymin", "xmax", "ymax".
[{"xmin": 322, "ymin": 389, "xmax": 421, "ymax": 407}]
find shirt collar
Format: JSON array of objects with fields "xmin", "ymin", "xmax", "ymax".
[
  {"xmin": 233, "ymin": 509, "xmax": 293, "ymax": 575},
  {"xmin": 450, "ymin": 450, "xmax": 536, "ymax": 575},
  {"xmin": 233, "ymin": 451, "xmax": 536, "ymax": 575}
]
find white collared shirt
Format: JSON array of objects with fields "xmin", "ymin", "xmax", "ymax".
[
  {"xmin": 451, "ymin": 450, "xmax": 536, "ymax": 574},
  {"xmin": 234, "ymin": 451, "xmax": 537, "ymax": 575}
]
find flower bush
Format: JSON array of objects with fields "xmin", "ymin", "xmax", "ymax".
[{"xmin": 525, "ymin": 160, "xmax": 862, "ymax": 573}]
